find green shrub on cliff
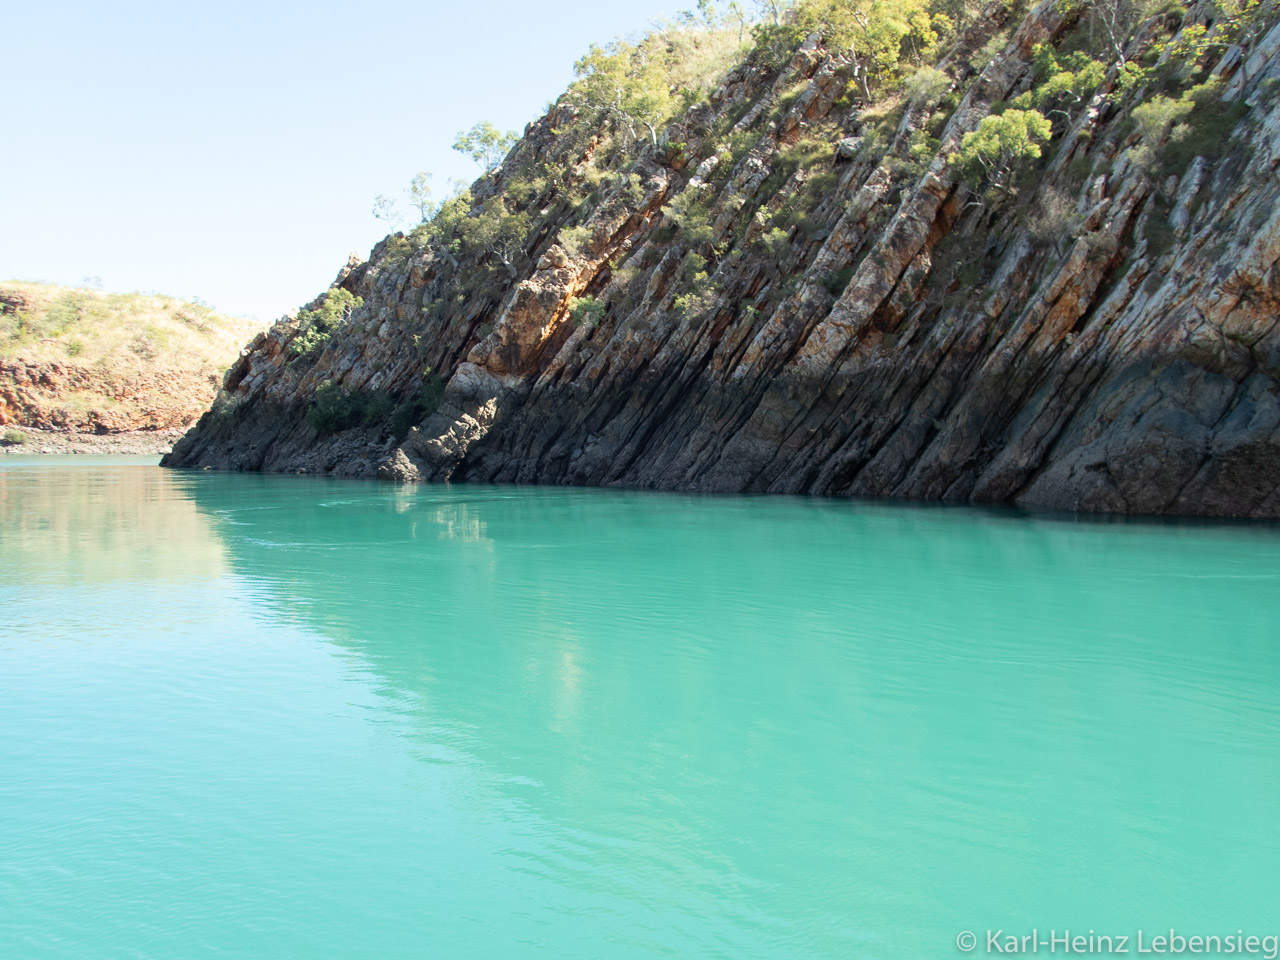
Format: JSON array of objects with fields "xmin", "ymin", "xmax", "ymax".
[
  {"xmin": 462, "ymin": 199, "xmax": 533, "ymax": 280},
  {"xmin": 569, "ymin": 295, "xmax": 606, "ymax": 329},
  {"xmin": 673, "ymin": 254, "xmax": 718, "ymax": 317},
  {"xmin": 1133, "ymin": 93, "xmax": 1195, "ymax": 143},
  {"xmin": 950, "ymin": 108, "xmax": 1053, "ymax": 197},
  {"xmin": 452, "ymin": 122, "xmax": 519, "ymax": 173},
  {"xmin": 306, "ymin": 381, "xmax": 393, "ymax": 436},
  {"xmin": 903, "ymin": 65, "xmax": 952, "ymax": 108},
  {"xmin": 567, "ymin": 18, "xmax": 743, "ymax": 148},
  {"xmin": 1130, "ymin": 78, "xmax": 1250, "ymax": 176},
  {"xmin": 1010, "ymin": 45, "xmax": 1106, "ymax": 115},
  {"xmin": 388, "ymin": 370, "xmax": 447, "ymax": 438},
  {"xmin": 308, "ymin": 372, "xmax": 447, "ymax": 439},
  {"xmin": 290, "ymin": 289, "xmax": 363, "ymax": 357},
  {"xmin": 756, "ymin": 226, "xmax": 791, "ymax": 256},
  {"xmin": 665, "ymin": 191, "xmax": 717, "ymax": 247},
  {"xmin": 560, "ymin": 225, "xmax": 594, "ymax": 259},
  {"xmin": 2, "ymin": 428, "xmax": 27, "ymax": 446},
  {"xmin": 410, "ymin": 188, "xmax": 473, "ymax": 252},
  {"xmin": 821, "ymin": 267, "xmax": 855, "ymax": 295},
  {"xmin": 306, "ymin": 381, "xmax": 356, "ymax": 435},
  {"xmin": 771, "ymin": 0, "xmax": 954, "ymax": 98},
  {"xmin": 572, "ymin": 41, "xmax": 673, "ymax": 147},
  {"xmin": 410, "ymin": 189, "xmax": 532, "ymax": 284}
]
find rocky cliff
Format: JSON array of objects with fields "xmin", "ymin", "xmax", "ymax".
[{"xmin": 165, "ymin": 0, "xmax": 1280, "ymax": 517}]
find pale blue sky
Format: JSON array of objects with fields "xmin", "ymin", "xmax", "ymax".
[{"xmin": 2, "ymin": 0, "xmax": 692, "ymax": 320}]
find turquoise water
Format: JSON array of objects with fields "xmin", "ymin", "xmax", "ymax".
[{"xmin": 2, "ymin": 459, "xmax": 1279, "ymax": 959}]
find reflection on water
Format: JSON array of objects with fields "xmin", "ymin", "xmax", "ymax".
[
  {"xmin": 0, "ymin": 456, "xmax": 228, "ymax": 584},
  {"xmin": 2, "ymin": 462, "xmax": 1280, "ymax": 960}
]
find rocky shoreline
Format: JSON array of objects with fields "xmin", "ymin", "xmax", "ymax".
[{"xmin": 0, "ymin": 427, "xmax": 184, "ymax": 456}]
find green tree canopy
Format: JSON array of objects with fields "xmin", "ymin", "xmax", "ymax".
[
  {"xmin": 452, "ymin": 122, "xmax": 519, "ymax": 172},
  {"xmin": 1009, "ymin": 45, "xmax": 1106, "ymax": 116},
  {"xmin": 790, "ymin": 0, "xmax": 952, "ymax": 97},
  {"xmin": 951, "ymin": 108, "xmax": 1052, "ymax": 196},
  {"xmin": 408, "ymin": 171, "xmax": 437, "ymax": 221},
  {"xmin": 570, "ymin": 41, "xmax": 674, "ymax": 147}
]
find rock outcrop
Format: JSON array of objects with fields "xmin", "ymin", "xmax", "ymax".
[
  {"xmin": 166, "ymin": 1, "xmax": 1280, "ymax": 517},
  {"xmin": 0, "ymin": 358, "xmax": 218, "ymax": 433}
]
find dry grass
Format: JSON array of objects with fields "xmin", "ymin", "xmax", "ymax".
[
  {"xmin": 0, "ymin": 281, "xmax": 262, "ymax": 379},
  {"xmin": 662, "ymin": 27, "xmax": 748, "ymax": 103}
]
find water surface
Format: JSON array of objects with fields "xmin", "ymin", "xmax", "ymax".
[{"xmin": 2, "ymin": 460, "xmax": 1279, "ymax": 958}]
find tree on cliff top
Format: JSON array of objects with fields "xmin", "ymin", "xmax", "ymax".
[
  {"xmin": 571, "ymin": 41, "xmax": 673, "ymax": 148},
  {"xmin": 750, "ymin": 0, "xmax": 953, "ymax": 97},
  {"xmin": 453, "ymin": 122, "xmax": 519, "ymax": 173},
  {"xmin": 567, "ymin": 13, "xmax": 745, "ymax": 149},
  {"xmin": 803, "ymin": 0, "xmax": 951, "ymax": 93}
]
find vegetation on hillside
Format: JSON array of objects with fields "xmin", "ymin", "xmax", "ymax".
[
  {"xmin": 366, "ymin": 0, "xmax": 1271, "ymax": 260},
  {"xmin": 289, "ymin": 288, "xmax": 363, "ymax": 357},
  {"xmin": 297, "ymin": 0, "xmax": 1274, "ymax": 445},
  {"xmin": 1, "ymin": 281, "xmax": 263, "ymax": 433},
  {"xmin": 0, "ymin": 281, "xmax": 260, "ymax": 374}
]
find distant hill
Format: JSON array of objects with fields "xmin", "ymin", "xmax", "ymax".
[{"xmin": 1, "ymin": 281, "xmax": 262, "ymax": 438}]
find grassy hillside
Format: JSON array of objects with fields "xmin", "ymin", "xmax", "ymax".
[
  {"xmin": 1, "ymin": 281, "xmax": 262, "ymax": 435},
  {"xmin": 0, "ymin": 281, "xmax": 260, "ymax": 374}
]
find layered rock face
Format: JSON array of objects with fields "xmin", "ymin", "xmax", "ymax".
[
  {"xmin": 166, "ymin": 1, "xmax": 1280, "ymax": 517},
  {"xmin": 0, "ymin": 359, "xmax": 218, "ymax": 433}
]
